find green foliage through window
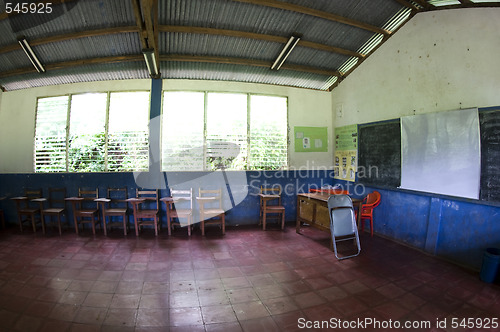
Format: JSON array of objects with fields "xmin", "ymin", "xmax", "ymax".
[{"xmin": 34, "ymin": 92, "xmax": 150, "ymax": 173}]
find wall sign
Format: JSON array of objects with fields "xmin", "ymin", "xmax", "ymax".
[
  {"xmin": 334, "ymin": 124, "xmax": 357, "ymax": 182},
  {"xmin": 294, "ymin": 126, "xmax": 328, "ymax": 152}
]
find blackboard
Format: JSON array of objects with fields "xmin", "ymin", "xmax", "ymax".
[
  {"xmin": 358, "ymin": 120, "xmax": 401, "ymax": 187},
  {"xmin": 479, "ymin": 108, "xmax": 500, "ymax": 202}
]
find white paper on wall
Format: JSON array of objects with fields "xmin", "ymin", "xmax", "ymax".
[{"xmin": 400, "ymin": 108, "xmax": 480, "ymax": 199}]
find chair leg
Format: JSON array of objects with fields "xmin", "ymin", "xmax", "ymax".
[
  {"xmin": 134, "ymin": 216, "xmax": 139, "ymax": 236},
  {"xmin": 187, "ymin": 217, "xmax": 191, "ymax": 236},
  {"xmin": 201, "ymin": 220, "xmax": 205, "ymax": 236},
  {"xmin": 31, "ymin": 214, "xmax": 36, "ymax": 233},
  {"xmin": 91, "ymin": 216, "xmax": 96, "ymax": 235},
  {"xmin": 103, "ymin": 216, "xmax": 108, "ymax": 236},
  {"xmin": 57, "ymin": 215, "xmax": 62, "ymax": 236},
  {"xmin": 222, "ymin": 214, "xmax": 225, "ymax": 235},
  {"xmin": 74, "ymin": 215, "xmax": 79, "ymax": 235},
  {"xmin": 41, "ymin": 213, "xmax": 46, "ymax": 235},
  {"xmin": 167, "ymin": 217, "xmax": 172, "ymax": 236},
  {"xmin": 123, "ymin": 214, "xmax": 127, "ymax": 236},
  {"xmin": 263, "ymin": 212, "xmax": 266, "ymax": 231},
  {"xmin": 18, "ymin": 213, "xmax": 23, "ymax": 232},
  {"xmin": 281, "ymin": 211, "xmax": 285, "ymax": 230},
  {"xmin": 154, "ymin": 216, "xmax": 158, "ymax": 236}
]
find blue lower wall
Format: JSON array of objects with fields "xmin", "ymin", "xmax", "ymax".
[
  {"xmin": 357, "ymin": 185, "xmax": 500, "ymax": 271},
  {"xmin": 1, "ymin": 171, "xmax": 499, "ymax": 271},
  {"xmin": 0, "ymin": 170, "xmax": 334, "ymax": 229}
]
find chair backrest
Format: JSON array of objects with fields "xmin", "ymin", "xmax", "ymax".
[
  {"xmin": 136, "ymin": 189, "xmax": 159, "ymax": 211},
  {"xmin": 48, "ymin": 187, "xmax": 66, "ymax": 208},
  {"xmin": 107, "ymin": 187, "xmax": 128, "ymax": 208},
  {"xmin": 260, "ymin": 186, "xmax": 282, "ymax": 205},
  {"xmin": 199, "ymin": 188, "xmax": 222, "ymax": 209},
  {"xmin": 363, "ymin": 191, "xmax": 381, "ymax": 209},
  {"xmin": 24, "ymin": 188, "xmax": 43, "ymax": 209},
  {"xmin": 171, "ymin": 188, "xmax": 193, "ymax": 210},
  {"xmin": 78, "ymin": 188, "xmax": 99, "ymax": 209},
  {"xmin": 328, "ymin": 195, "xmax": 357, "ymax": 237},
  {"xmin": 25, "ymin": 188, "xmax": 42, "ymax": 199}
]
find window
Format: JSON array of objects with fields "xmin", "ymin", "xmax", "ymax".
[
  {"xmin": 108, "ymin": 92, "xmax": 150, "ymax": 172},
  {"xmin": 162, "ymin": 91, "xmax": 288, "ymax": 171},
  {"xmin": 34, "ymin": 91, "xmax": 150, "ymax": 173},
  {"xmin": 248, "ymin": 95, "xmax": 288, "ymax": 170},
  {"xmin": 34, "ymin": 96, "xmax": 68, "ymax": 172},
  {"xmin": 68, "ymin": 93, "xmax": 107, "ymax": 172},
  {"xmin": 162, "ymin": 92, "xmax": 205, "ymax": 171},
  {"xmin": 206, "ymin": 93, "xmax": 247, "ymax": 170}
]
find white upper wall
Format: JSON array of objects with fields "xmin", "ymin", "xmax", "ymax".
[
  {"xmin": 332, "ymin": 8, "xmax": 500, "ymax": 127},
  {"xmin": 0, "ymin": 79, "xmax": 332, "ymax": 173}
]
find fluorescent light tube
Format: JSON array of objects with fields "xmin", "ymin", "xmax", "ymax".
[
  {"xmin": 142, "ymin": 48, "xmax": 160, "ymax": 78},
  {"xmin": 18, "ymin": 37, "xmax": 45, "ymax": 73},
  {"xmin": 271, "ymin": 34, "xmax": 302, "ymax": 70}
]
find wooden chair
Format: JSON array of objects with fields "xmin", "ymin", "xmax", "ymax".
[
  {"xmin": 360, "ymin": 191, "xmax": 381, "ymax": 237},
  {"xmin": 72, "ymin": 188, "xmax": 100, "ymax": 235},
  {"xmin": 99, "ymin": 188, "xmax": 129, "ymax": 236},
  {"xmin": 40, "ymin": 187, "xmax": 67, "ymax": 235},
  {"xmin": 197, "ymin": 188, "xmax": 225, "ymax": 236},
  {"xmin": 259, "ymin": 186, "xmax": 285, "ymax": 231},
  {"xmin": 166, "ymin": 188, "xmax": 193, "ymax": 236},
  {"xmin": 12, "ymin": 188, "xmax": 44, "ymax": 233},
  {"xmin": 132, "ymin": 189, "xmax": 159, "ymax": 236}
]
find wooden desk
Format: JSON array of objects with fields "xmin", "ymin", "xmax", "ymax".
[{"xmin": 296, "ymin": 192, "xmax": 362, "ymax": 234}]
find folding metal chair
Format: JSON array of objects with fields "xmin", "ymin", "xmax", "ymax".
[{"xmin": 328, "ymin": 195, "xmax": 361, "ymax": 260}]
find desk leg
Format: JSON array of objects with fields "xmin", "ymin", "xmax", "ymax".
[{"xmin": 296, "ymin": 196, "xmax": 301, "ymax": 234}]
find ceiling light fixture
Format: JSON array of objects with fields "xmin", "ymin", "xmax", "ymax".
[
  {"xmin": 271, "ymin": 33, "xmax": 302, "ymax": 71},
  {"xmin": 18, "ymin": 36, "xmax": 45, "ymax": 73},
  {"xmin": 142, "ymin": 48, "xmax": 160, "ymax": 78}
]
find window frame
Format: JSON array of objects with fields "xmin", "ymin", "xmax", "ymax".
[
  {"xmin": 161, "ymin": 90, "xmax": 289, "ymax": 172},
  {"xmin": 33, "ymin": 90, "xmax": 151, "ymax": 173}
]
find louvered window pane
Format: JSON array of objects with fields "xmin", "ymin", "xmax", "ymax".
[
  {"xmin": 34, "ymin": 96, "xmax": 69, "ymax": 172},
  {"xmin": 68, "ymin": 93, "xmax": 107, "ymax": 172},
  {"xmin": 108, "ymin": 92, "xmax": 150, "ymax": 172},
  {"xmin": 162, "ymin": 92, "xmax": 205, "ymax": 171},
  {"xmin": 206, "ymin": 93, "xmax": 247, "ymax": 171},
  {"xmin": 249, "ymin": 95, "xmax": 288, "ymax": 170}
]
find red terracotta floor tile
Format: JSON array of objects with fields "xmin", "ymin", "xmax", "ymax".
[{"xmin": 0, "ymin": 225, "xmax": 499, "ymax": 330}]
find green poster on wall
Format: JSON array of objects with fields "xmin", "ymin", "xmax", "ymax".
[{"xmin": 294, "ymin": 126, "xmax": 328, "ymax": 152}]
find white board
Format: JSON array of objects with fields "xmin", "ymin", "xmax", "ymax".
[{"xmin": 401, "ymin": 108, "xmax": 480, "ymax": 199}]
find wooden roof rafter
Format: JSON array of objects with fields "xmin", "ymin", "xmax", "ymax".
[
  {"xmin": 0, "ymin": 53, "xmax": 340, "ymax": 83},
  {"xmin": 132, "ymin": 0, "xmax": 160, "ymax": 78},
  {"xmin": 159, "ymin": 25, "xmax": 364, "ymax": 58},
  {"xmin": 0, "ymin": 25, "xmax": 363, "ymax": 61},
  {"xmin": 0, "ymin": 27, "xmax": 140, "ymax": 55},
  {"xmin": 230, "ymin": 0, "xmax": 391, "ymax": 36},
  {"xmin": 162, "ymin": 54, "xmax": 341, "ymax": 77}
]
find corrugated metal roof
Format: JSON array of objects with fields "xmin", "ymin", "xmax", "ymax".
[
  {"xmin": 0, "ymin": 0, "xmax": 490, "ymax": 91},
  {"xmin": 162, "ymin": 61, "xmax": 331, "ymax": 90},
  {"xmin": 0, "ymin": 61, "xmax": 149, "ymax": 91}
]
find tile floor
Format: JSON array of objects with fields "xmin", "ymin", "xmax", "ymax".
[{"xmin": 0, "ymin": 223, "xmax": 499, "ymax": 332}]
